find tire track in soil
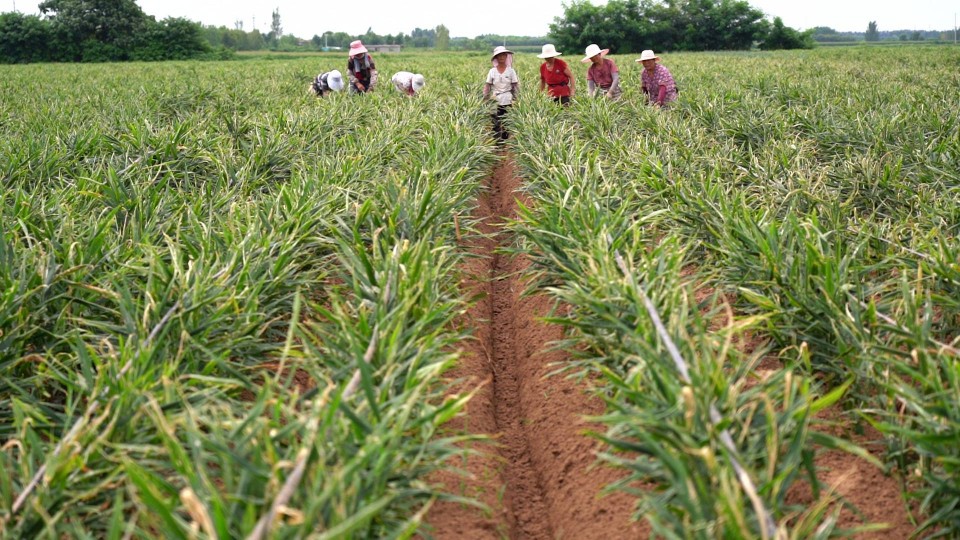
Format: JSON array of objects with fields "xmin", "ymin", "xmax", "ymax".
[{"xmin": 425, "ymin": 154, "xmax": 645, "ymax": 539}]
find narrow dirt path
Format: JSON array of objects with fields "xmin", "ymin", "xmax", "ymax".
[{"xmin": 425, "ymin": 154, "xmax": 645, "ymax": 539}]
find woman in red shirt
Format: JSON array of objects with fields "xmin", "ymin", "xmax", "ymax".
[{"xmin": 538, "ymin": 44, "xmax": 575, "ymax": 106}]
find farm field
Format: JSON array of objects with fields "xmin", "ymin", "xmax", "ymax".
[{"xmin": 1, "ymin": 46, "xmax": 959, "ymax": 538}]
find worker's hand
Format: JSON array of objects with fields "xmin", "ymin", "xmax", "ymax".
[
  {"xmin": 606, "ymin": 89, "xmax": 613, "ymax": 98},
  {"xmin": 356, "ymin": 83, "xmax": 366, "ymax": 92}
]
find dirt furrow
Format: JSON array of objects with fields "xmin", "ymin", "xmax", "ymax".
[{"xmin": 424, "ymin": 154, "xmax": 644, "ymax": 539}]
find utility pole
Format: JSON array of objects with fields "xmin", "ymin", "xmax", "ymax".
[{"xmin": 955, "ymin": 13, "xmax": 957, "ymax": 44}]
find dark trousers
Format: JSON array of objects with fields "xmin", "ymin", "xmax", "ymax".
[
  {"xmin": 553, "ymin": 95, "xmax": 571, "ymax": 106},
  {"xmin": 492, "ymin": 105, "xmax": 510, "ymax": 141}
]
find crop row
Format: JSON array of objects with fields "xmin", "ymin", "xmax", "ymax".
[
  {"xmin": 0, "ymin": 58, "xmax": 495, "ymax": 538},
  {"xmin": 508, "ymin": 45, "xmax": 959, "ymax": 538}
]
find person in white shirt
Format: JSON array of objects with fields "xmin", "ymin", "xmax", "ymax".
[
  {"xmin": 482, "ymin": 46, "xmax": 519, "ymax": 141},
  {"xmin": 391, "ymin": 71, "xmax": 426, "ymax": 96}
]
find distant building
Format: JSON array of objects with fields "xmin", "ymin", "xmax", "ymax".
[{"xmin": 367, "ymin": 44, "xmax": 401, "ymax": 53}]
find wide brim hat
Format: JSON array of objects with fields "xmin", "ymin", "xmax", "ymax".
[
  {"xmin": 412, "ymin": 74, "xmax": 425, "ymax": 92},
  {"xmin": 348, "ymin": 40, "xmax": 368, "ymax": 56},
  {"xmin": 582, "ymin": 44, "xmax": 610, "ymax": 63},
  {"xmin": 491, "ymin": 45, "xmax": 514, "ymax": 59},
  {"xmin": 328, "ymin": 70, "xmax": 344, "ymax": 91},
  {"xmin": 636, "ymin": 50, "xmax": 660, "ymax": 62},
  {"xmin": 538, "ymin": 44, "xmax": 562, "ymax": 59}
]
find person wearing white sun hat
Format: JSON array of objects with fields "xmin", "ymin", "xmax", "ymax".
[
  {"xmin": 582, "ymin": 43, "xmax": 621, "ymax": 100},
  {"xmin": 309, "ymin": 70, "xmax": 344, "ymax": 97},
  {"xmin": 538, "ymin": 44, "xmax": 575, "ymax": 105},
  {"xmin": 391, "ymin": 71, "xmax": 426, "ymax": 96},
  {"xmin": 483, "ymin": 45, "xmax": 520, "ymax": 141},
  {"xmin": 346, "ymin": 40, "xmax": 378, "ymax": 94},
  {"xmin": 637, "ymin": 50, "xmax": 677, "ymax": 107}
]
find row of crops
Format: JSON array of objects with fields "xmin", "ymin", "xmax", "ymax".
[
  {"xmin": 507, "ymin": 45, "xmax": 960, "ymax": 538},
  {"xmin": 0, "ymin": 58, "xmax": 496, "ymax": 537},
  {"xmin": 2, "ymin": 46, "xmax": 959, "ymax": 538}
]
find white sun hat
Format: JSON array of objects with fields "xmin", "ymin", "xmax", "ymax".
[
  {"xmin": 328, "ymin": 70, "xmax": 344, "ymax": 91},
  {"xmin": 582, "ymin": 43, "xmax": 610, "ymax": 63},
  {"xmin": 491, "ymin": 45, "xmax": 514, "ymax": 59},
  {"xmin": 412, "ymin": 74, "xmax": 425, "ymax": 92},
  {"xmin": 537, "ymin": 44, "xmax": 562, "ymax": 59},
  {"xmin": 636, "ymin": 50, "xmax": 660, "ymax": 62}
]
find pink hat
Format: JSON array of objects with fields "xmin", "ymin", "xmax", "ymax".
[{"xmin": 349, "ymin": 40, "xmax": 368, "ymax": 57}]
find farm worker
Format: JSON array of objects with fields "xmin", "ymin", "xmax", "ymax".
[
  {"xmin": 391, "ymin": 71, "xmax": 426, "ymax": 96},
  {"xmin": 347, "ymin": 40, "xmax": 378, "ymax": 94},
  {"xmin": 637, "ymin": 50, "xmax": 678, "ymax": 107},
  {"xmin": 309, "ymin": 70, "xmax": 345, "ymax": 97},
  {"xmin": 538, "ymin": 44, "xmax": 575, "ymax": 105},
  {"xmin": 582, "ymin": 44, "xmax": 621, "ymax": 100},
  {"xmin": 483, "ymin": 46, "xmax": 520, "ymax": 141}
]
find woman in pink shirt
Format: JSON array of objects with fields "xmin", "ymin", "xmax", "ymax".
[
  {"xmin": 637, "ymin": 50, "xmax": 678, "ymax": 107},
  {"xmin": 582, "ymin": 44, "xmax": 621, "ymax": 100}
]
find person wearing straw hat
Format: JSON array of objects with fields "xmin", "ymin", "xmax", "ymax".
[
  {"xmin": 582, "ymin": 43, "xmax": 621, "ymax": 100},
  {"xmin": 346, "ymin": 40, "xmax": 378, "ymax": 94},
  {"xmin": 538, "ymin": 44, "xmax": 575, "ymax": 105},
  {"xmin": 483, "ymin": 45, "xmax": 520, "ymax": 141},
  {"xmin": 309, "ymin": 70, "xmax": 345, "ymax": 97},
  {"xmin": 637, "ymin": 50, "xmax": 678, "ymax": 107},
  {"xmin": 391, "ymin": 71, "xmax": 426, "ymax": 96}
]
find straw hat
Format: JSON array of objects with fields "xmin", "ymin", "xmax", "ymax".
[
  {"xmin": 412, "ymin": 74, "xmax": 425, "ymax": 92},
  {"xmin": 328, "ymin": 70, "xmax": 344, "ymax": 91},
  {"xmin": 537, "ymin": 44, "xmax": 562, "ymax": 59},
  {"xmin": 636, "ymin": 50, "xmax": 660, "ymax": 62},
  {"xmin": 348, "ymin": 40, "xmax": 368, "ymax": 57},
  {"xmin": 491, "ymin": 45, "xmax": 513, "ymax": 59},
  {"xmin": 581, "ymin": 43, "xmax": 610, "ymax": 63}
]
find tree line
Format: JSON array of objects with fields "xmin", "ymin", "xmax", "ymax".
[
  {"xmin": 548, "ymin": 0, "xmax": 813, "ymax": 53},
  {"xmin": 0, "ymin": 0, "xmax": 214, "ymax": 64},
  {"xmin": 2, "ymin": 0, "xmax": 817, "ymax": 64},
  {"xmin": 815, "ymin": 25, "xmax": 954, "ymax": 43}
]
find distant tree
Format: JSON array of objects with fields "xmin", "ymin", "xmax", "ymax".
[
  {"xmin": 899, "ymin": 34, "xmax": 909, "ymax": 41},
  {"xmin": 910, "ymin": 31, "xmax": 924, "ymax": 41},
  {"xmin": 865, "ymin": 21, "xmax": 879, "ymax": 41},
  {"xmin": 39, "ymin": 0, "xmax": 150, "ymax": 60},
  {"xmin": 132, "ymin": 17, "xmax": 210, "ymax": 61},
  {"xmin": 269, "ymin": 8, "xmax": 281, "ymax": 46},
  {"xmin": 435, "ymin": 24, "xmax": 450, "ymax": 50},
  {"xmin": 549, "ymin": 1, "xmax": 612, "ymax": 54},
  {"xmin": 0, "ymin": 12, "xmax": 52, "ymax": 63},
  {"xmin": 234, "ymin": 20, "xmax": 243, "ymax": 30},
  {"xmin": 550, "ymin": 0, "xmax": 769, "ymax": 53},
  {"xmin": 760, "ymin": 16, "xmax": 814, "ymax": 50},
  {"xmin": 311, "ymin": 34, "xmax": 322, "ymax": 49}
]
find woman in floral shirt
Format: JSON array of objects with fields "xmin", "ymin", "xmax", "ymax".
[{"xmin": 637, "ymin": 50, "xmax": 678, "ymax": 107}]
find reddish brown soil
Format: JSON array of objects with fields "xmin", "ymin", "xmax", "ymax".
[
  {"xmin": 788, "ymin": 409, "xmax": 916, "ymax": 539},
  {"xmin": 424, "ymin": 155, "xmax": 645, "ymax": 539},
  {"xmin": 696, "ymin": 272, "xmax": 916, "ymax": 538},
  {"xmin": 238, "ymin": 361, "xmax": 315, "ymax": 401}
]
